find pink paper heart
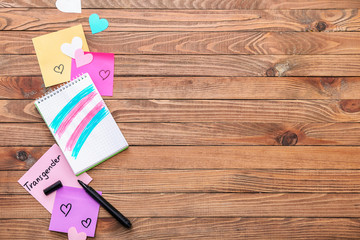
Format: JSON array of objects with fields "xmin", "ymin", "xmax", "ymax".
[
  {"xmin": 68, "ymin": 227, "xmax": 87, "ymax": 240},
  {"xmin": 75, "ymin": 49, "xmax": 93, "ymax": 68}
]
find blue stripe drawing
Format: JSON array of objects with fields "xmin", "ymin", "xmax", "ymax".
[
  {"xmin": 72, "ymin": 106, "xmax": 109, "ymax": 158},
  {"xmin": 49, "ymin": 84, "xmax": 95, "ymax": 132}
]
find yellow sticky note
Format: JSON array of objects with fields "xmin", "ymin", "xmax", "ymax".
[{"xmin": 32, "ymin": 25, "xmax": 89, "ymax": 87}]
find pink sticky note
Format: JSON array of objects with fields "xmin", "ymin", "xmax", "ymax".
[
  {"xmin": 71, "ymin": 52, "xmax": 114, "ymax": 96},
  {"xmin": 49, "ymin": 186, "xmax": 101, "ymax": 237},
  {"xmin": 18, "ymin": 144, "xmax": 92, "ymax": 213}
]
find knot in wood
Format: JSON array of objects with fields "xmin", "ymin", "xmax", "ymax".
[
  {"xmin": 320, "ymin": 77, "xmax": 336, "ymax": 86},
  {"xmin": 16, "ymin": 151, "xmax": 28, "ymax": 161},
  {"xmin": 316, "ymin": 21, "xmax": 327, "ymax": 32},
  {"xmin": 280, "ymin": 132, "xmax": 298, "ymax": 146},
  {"xmin": 339, "ymin": 100, "xmax": 360, "ymax": 113},
  {"xmin": 266, "ymin": 68, "xmax": 278, "ymax": 77}
]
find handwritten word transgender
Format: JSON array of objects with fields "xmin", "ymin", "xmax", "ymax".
[
  {"xmin": 22, "ymin": 155, "xmax": 61, "ymax": 191},
  {"xmin": 18, "ymin": 144, "xmax": 92, "ymax": 212}
]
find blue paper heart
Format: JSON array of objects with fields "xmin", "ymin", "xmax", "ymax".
[{"xmin": 89, "ymin": 14, "xmax": 109, "ymax": 34}]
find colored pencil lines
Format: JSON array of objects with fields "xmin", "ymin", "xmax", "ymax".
[
  {"xmin": 66, "ymin": 101, "xmax": 109, "ymax": 158},
  {"xmin": 49, "ymin": 84, "xmax": 95, "ymax": 132},
  {"xmin": 49, "ymin": 83, "xmax": 110, "ymax": 159},
  {"xmin": 72, "ymin": 107, "xmax": 109, "ymax": 158},
  {"xmin": 56, "ymin": 91, "xmax": 97, "ymax": 138}
]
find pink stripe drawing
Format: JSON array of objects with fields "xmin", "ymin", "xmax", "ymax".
[
  {"xmin": 56, "ymin": 91, "xmax": 97, "ymax": 138},
  {"xmin": 65, "ymin": 101, "xmax": 105, "ymax": 152}
]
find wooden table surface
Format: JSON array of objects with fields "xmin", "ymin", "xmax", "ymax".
[{"xmin": 1, "ymin": 0, "xmax": 360, "ymax": 239}]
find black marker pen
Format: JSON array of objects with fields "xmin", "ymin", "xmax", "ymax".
[{"xmin": 78, "ymin": 180, "xmax": 132, "ymax": 228}]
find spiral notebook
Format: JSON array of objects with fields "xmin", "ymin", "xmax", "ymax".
[{"xmin": 35, "ymin": 73, "xmax": 128, "ymax": 175}]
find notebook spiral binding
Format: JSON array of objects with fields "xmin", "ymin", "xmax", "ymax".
[{"xmin": 36, "ymin": 73, "xmax": 87, "ymax": 105}]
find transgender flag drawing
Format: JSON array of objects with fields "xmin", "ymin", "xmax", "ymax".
[
  {"xmin": 35, "ymin": 73, "xmax": 128, "ymax": 175},
  {"xmin": 49, "ymin": 84, "xmax": 109, "ymax": 159}
]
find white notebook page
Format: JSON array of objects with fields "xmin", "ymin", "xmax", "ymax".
[{"xmin": 35, "ymin": 73, "xmax": 128, "ymax": 175}]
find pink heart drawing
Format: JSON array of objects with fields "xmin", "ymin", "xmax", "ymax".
[
  {"xmin": 74, "ymin": 49, "xmax": 93, "ymax": 68},
  {"xmin": 68, "ymin": 227, "xmax": 87, "ymax": 240},
  {"xmin": 99, "ymin": 70, "xmax": 110, "ymax": 80}
]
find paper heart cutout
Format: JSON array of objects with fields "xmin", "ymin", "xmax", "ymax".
[
  {"xmin": 75, "ymin": 49, "xmax": 93, "ymax": 68},
  {"xmin": 56, "ymin": 0, "xmax": 81, "ymax": 13},
  {"xmin": 68, "ymin": 227, "xmax": 87, "ymax": 240},
  {"xmin": 81, "ymin": 218, "xmax": 92, "ymax": 228},
  {"xmin": 89, "ymin": 14, "xmax": 109, "ymax": 34},
  {"xmin": 61, "ymin": 37, "xmax": 83, "ymax": 58},
  {"xmin": 99, "ymin": 70, "xmax": 110, "ymax": 80}
]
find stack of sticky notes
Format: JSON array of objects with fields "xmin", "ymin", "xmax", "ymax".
[
  {"xmin": 18, "ymin": 144, "xmax": 101, "ymax": 237},
  {"xmin": 32, "ymin": 24, "xmax": 114, "ymax": 96},
  {"xmin": 18, "ymin": 7, "xmax": 129, "ymax": 238}
]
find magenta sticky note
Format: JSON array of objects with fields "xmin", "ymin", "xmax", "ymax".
[
  {"xmin": 71, "ymin": 52, "xmax": 114, "ymax": 96},
  {"xmin": 18, "ymin": 144, "xmax": 92, "ymax": 213},
  {"xmin": 49, "ymin": 186, "xmax": 101, "ymax": 237}
]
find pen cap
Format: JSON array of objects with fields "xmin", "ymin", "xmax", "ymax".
[{"xmin": 43, "ymin": 180, "xmax": 63, "ymax": 195}]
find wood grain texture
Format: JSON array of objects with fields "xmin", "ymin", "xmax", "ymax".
[
  {"xmin": 3, "ymin": 146, "xmax": 360, "ymax": 171},
  {"xmin": 2, "ymin": 0, "xmax": 360, "ymax": 238},
  {"xmin": 2, "ymin": 31, "xmax": 360, "ymax": 55},
  {"xmin": 1, "ymin": 76, "xmax": 360, "ymax": 100},
  {"xmin": 3, "ymin": 193, "xmax": 360, "ymax": 218},
  {"xmin": 3, "ymin": 55, "xmax": 360, "ymax": 77},
  {"xmin": 1, "ymin": 122, "xmax": 360, "ymax": 146},
  {"xmin": 3, "ymin": 99, "xmax": 360, "ymax": 123},
  {"xmin": 3, "ymin": 0, "xmax": 360, "ymax": 9},
  {"xmin": 7, "ymin": 169, "xmax": 360, "ymax": 194},
  {"xmin": 2, "ymin": 218, "xmax": 360, "ymax": 240},
  {"xmin": 1, "ymin": 9, "xmax": 360, "ymax": 32}
]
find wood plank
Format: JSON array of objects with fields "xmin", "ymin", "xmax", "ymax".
[
  {"xmin": 6, "ymin": 169, "xmax": 360, "ymax": 194},
  {"xmin": 2, "ymin": 146, "xmax": 360, "ymax": 171},
  {"xmin": 4, "ymin": 0, "xmax": 360, "ymax": 10},
  {"xmin": 3, "ymin": 99, "xmax": 360, "ymax": 123},
  {"xmin": 2, "ymin": 193, "xmax": 360, "ymax": 218},
  {"xmin": 3, "ymin": 55, "xmax": 360, "ymax": 77},
  {"xmin": 1, "ymin": 218, "xmax": 360, "ymax": 240},
  {"xmin": 1, "ymin": 9, "xmax": 360, "ymax": 32},
  {"xmin": 2, "ymin": 31, "xmax": 360, "ymax": 55},
  {"xmin": 1, "ymin": 76, "xmax": 360, "ymax": 100},
  {"xmin": 3, "ymin": 0, "xmax": 360, "ymax": 9},
  {"xmin": 1, "ymin": 122, "xmax": 360, "ymax": 146},
  {"xmin": 0, "ymin": 76, "xmax": 45, "ymax": 99}
]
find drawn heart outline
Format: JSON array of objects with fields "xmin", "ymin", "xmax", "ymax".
[
  {"xmin": 60, "ymin": 203, "xmax": 72, "ymax": 217},
  {"xmin": 99, "ymin": 70, "xmax": 110, "ymax": 80},
  {"xmin": 81, "ymin": 218, "xmax": 92, "ymax": 228},
  {"xmin": 75, "ymin": 49, "xmax": 93, "ymax": 68},
  {"xmin": 61, "ymin": 37, "xmax": 83, "ymax": 58},
  {"xmin": 56, "ymin": 0, "xmax": 81, "ymax": 13},
  {"xmin": 67, "ymin": 226, "xmax": 87, "ymax": 240},
  {"xmin": 54, "ymin": 64, "xmax": 64, "ymax": 74},
  {"xmin": 89, "ymin": 14, "xmax": 109, "ymax": 34}
]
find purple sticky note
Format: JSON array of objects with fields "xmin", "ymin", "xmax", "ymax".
[
  {"xmin": 71, "ymin": 52, "xmax": 114, "ymax": 96},
  {"xmin": 49, "ymin": 186, "xmax": 101, "ymax": 237}
]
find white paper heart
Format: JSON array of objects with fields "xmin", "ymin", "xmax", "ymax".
[
  {"xmin": 56, "ymin": 0, "xmax": 81, "ymax": 13},
  {"xmin": 61, "ymin": 37, "xmax": 83, "ymax": 59}
]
